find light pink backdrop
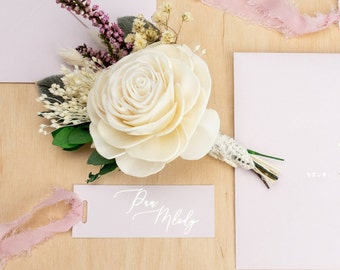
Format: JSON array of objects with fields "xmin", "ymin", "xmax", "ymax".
[
  {"xmin": 234, "ymin": 52, "xmax": 340, "ymax": 269},
  {"xmin": 0, "ymin": 0, "xmax": 155, "ymax": 82}
]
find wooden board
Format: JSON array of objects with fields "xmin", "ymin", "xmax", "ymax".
[{"xmin": 1, "ymin": 1, "xmax": 340, "ymax": 269}]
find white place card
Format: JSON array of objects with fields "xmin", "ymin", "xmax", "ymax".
[
  {"xmin": 72, "ymin": 185, "xmax": 215, "ymax": 238},
  {"xmin": 0, "ymin": 0, "xmax": 156, "ymax": 82},
  {"xmin": 234, "ymin": 52, "xmax": 340, "ymax": 269}
]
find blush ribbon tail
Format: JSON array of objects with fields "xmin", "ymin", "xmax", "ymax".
[
  {"xmin": 201, "ymin": 0, "xmax": 340, "ymax": 37},
  {"xmin": 0, "ymin": 189, "xmax": 83, "ymax": 268}
]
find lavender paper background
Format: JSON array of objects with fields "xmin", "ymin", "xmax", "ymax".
[
  {"xmin": 0, "ymin": 0, "xmax": 155, "ymax": 82},
  {"xmin": 234, "ymin": 52, "xmax": 340, "ymax": 270}
]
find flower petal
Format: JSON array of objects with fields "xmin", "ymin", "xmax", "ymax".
[
  {"xmin": 156, "ymin": 83, "xmax": 185, "ymax": 136},
  {"xmin": 180, "ymin": 89, "xmax": 208, "ymax": 138},
  {"xmin": 180, "ymin": 109, "xmax": 220, "ymax": 160},
  {"xmin": 90, "ymin": 123, "xmax": 125, "ymax": 159},
  {"xmin": 191, "ymin": 54, "xmax": 211, "ymax": 97},
  {"xmin": 171, "ymin": 58, "xmax": 201, "ymax": 114},
  {"xmin": 126, "ymin": 128, "xmax": 185, "ymax": 162},
  {"xmin": 97, "ymin": 120, "xmax": 151, "ymax": 148},
  {"xmin": 116, "ymin": 154, "xmax": 166, "ymax": 177},
  {"xmin": 153, "ymin": 44, "xmax": 193, "ymax": 69},
  {"xmin": 122, "ymin": 93, "xmax": 176, "ymax": 135},
  {"xmin": 87, "ymin": 71, "xmax": 108, "ymax": 125}
]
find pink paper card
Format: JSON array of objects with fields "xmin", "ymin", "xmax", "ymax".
[
  {"xmin": 72, "ymin": 185, "xmax": 215, "ymax": 238},
  {"xmin": 0, "ymin": 0, "xmax": 156, "ymax": 82},
  {"xmin": 234, "ymin": 53, "xmax": 340, "ymax": 269}
]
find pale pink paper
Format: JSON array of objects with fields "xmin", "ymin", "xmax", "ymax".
[
  {"xmin": 0, "ymin": 0, "xmax": 156, "ymax": 82},
  {"xmin": 0, "ymin": 189, "xmax": 83, "ymax": 268},
  {"xmin": 234, "ymin": 53, "xmax": 340, "ymax": 269},
  {"xmin": 201, "ymin": 0, "xmax": 340, "ymax": 37}
]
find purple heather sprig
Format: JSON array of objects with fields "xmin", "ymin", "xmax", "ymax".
[
  {"xmin": 56, "ymin": 0, "xmax": 132, "ymax": 66},
  {"xmin": 75, "ymin": 43, "xmax": 115, "ymax": 67}
]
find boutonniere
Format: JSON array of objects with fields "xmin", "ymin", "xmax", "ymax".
[{"xmin": 36, "ymin": 1, "xmax": 283, "ymax": 188}]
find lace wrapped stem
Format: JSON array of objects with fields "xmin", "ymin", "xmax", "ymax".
[{"xmin": 209, "ymin": 132, "xmax": 283, "ymax": 188}]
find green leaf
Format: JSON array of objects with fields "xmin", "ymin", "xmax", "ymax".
[
  {"xmin": 51, "ymin": 124, "xmax": 92, "ymax": 150},
  {"xmin": 51, "ymin": 126, "xmax": 64, "ymax": 137},
  {"xmin": 87, "ymin": 149, "xmax": 115, "ymax": 165},
  {"xmin": 68, "ymin": 124, "xmax": 92, "ymax": 144},
  {"xmin": 117, "ymin": 16, "xmax": 136, "ymax": 36},
  {"xmin": 52, "ymin": 123, "xmax": 92, "ymax": 151},
  {"xmin": 87, "ymin": 172, "xmax": 100, "ymax": 183},
  {"xmin": 62, "ymin": 144, "xmax": 83, "ymax": 151},
  {"xmin": 36, "ymin": 75, "xmax": 64, "ymax": 103},
  {"xmin": 87, "ymin": 162, "xmax": 118, "ymax": 183},
  {"xmin": 99, "ymin": 162, "xmax": 118, "ymax": 175},
  {"xmin": 52, "ymin": 126, "xmax": 81, "ymax": 149}
]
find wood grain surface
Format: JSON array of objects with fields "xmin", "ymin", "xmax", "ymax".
[{"xmin": 1, "ymin": 1, "xmax": 340, "ymax": 269}]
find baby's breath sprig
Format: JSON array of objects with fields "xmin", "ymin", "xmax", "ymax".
[
  {"xmin": 36, "ymin": 55, "xmax": 101, "ymax": 134},
  {"xmin": 124, "ymin": 15, "xmax": 161, "ymax": 51},
  {"xmin": 152, "ymin": 2, "xmax": 193, "ymax": 44},
  {"xmin": 125, "ymin": 2, "xmax": 193, "ymax": 51}
]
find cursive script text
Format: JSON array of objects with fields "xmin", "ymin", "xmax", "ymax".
[{"xmin": 114, "ymin": 188, "xmax": 199, "ymax": 234}]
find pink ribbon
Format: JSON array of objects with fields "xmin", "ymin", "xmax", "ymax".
[
  {"xmin": 0, "ymin": 189, "xmax": 83, "ymax": 268},
  {"xmin": 201, "ymin": 0, "xmax": 340, "ymax": 37}
]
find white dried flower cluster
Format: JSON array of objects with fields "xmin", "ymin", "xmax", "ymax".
[
  {"xmin": 37, "ymin": 56, "xmax": 101, "ymax": 134},
  {"xmin": 160, "ymin": 30, "xmax": 176, "ymax": 44},
  {"xmin": 151, "ymin": 2, "xmax": 193, "ymax": 45},
  {"xmin": 125, "ymin": 2, "xmax": 193, "ymax": 50},
  {"xmin": 182, "ymin": 12, "xmax": 193, "ymax": 23},
  {"xmin": 124, "ymin": 15, "xmax": 160, "ymax": 51}
]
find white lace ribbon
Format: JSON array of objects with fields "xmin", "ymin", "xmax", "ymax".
[
  {"xmin": 209, "ymin": 132, "xmax": 280, "ymax": 188},
  {"xmin": 209, "ymin": 132, "xmax": 254, "ymax": 170}
]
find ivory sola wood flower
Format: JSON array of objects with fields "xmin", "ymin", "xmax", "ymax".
[{"xmin": 87, "ymin": 43, "xmax": 220, "ymax": 177}]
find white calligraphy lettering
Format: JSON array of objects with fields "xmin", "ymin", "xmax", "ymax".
[{"xmin": 114, "ymin": 188, "xmax": 199, "ymax": 234}]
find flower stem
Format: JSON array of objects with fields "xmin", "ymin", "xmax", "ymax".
[{"xmin": 247, "ymin": 149, "xmax": 284, "ymax": 161}]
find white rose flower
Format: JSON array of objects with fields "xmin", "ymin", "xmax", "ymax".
[{"xmin": 87, "ymin": 44, "xmax": 220, "ymax": 177}]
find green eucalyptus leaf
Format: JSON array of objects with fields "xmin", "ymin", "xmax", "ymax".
[
  {"xmin": 117, "ymin": 16, "xmax": 136, "ymax": 36},
  {"xmin": 36, "ymin": 75, "xmax": 64, "ymax": 102},
  {"xmin": 87, "ymin": 149, "xmax": 115, "ymax": 165}
]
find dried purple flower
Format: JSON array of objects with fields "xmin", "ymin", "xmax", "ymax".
[{"xmin": 56, "ymin": 0, "xmax": 132, "ymax": 65}]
